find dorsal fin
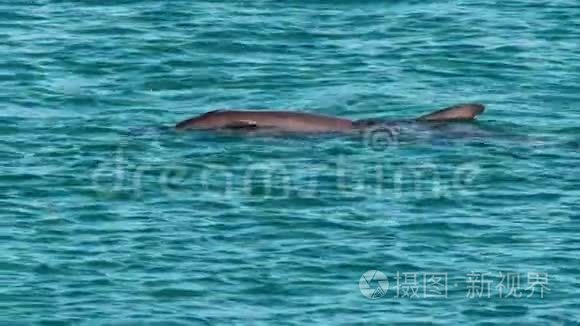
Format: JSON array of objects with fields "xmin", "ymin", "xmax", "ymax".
[{"xmin": 416, "ymin": 103, "xmax": 485, "ymax": 122}]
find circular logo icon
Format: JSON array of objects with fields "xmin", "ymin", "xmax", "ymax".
[
  {"xmin": 359, "ymin": 270, "xmax": 389, "ymax": 299},
  {"xmin": 361, "ymin": 125, "xmax": 401, "ymax": 151}
]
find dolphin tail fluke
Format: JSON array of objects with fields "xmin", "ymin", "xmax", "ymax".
[{"xmin": 416, "ymin": 103, "xmax": 485, "ymax": 122}]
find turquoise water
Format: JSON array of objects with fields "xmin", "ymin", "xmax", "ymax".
[{"xmin": 1, "ymin": 1, "xmax": 579, "ymax": 324}]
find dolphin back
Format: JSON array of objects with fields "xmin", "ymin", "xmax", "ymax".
[{"xmin": 416, "ymin": 103, "xmax": 485, "ymax": 122}]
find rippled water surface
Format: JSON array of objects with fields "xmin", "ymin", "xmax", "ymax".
[{"xmin": 1, "ymin": 0, "xmax": 579, "ymax": 324}]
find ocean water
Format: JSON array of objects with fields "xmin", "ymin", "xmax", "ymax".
[{"xmin": 1, "ymin": 0, "xmax": 579, "ymax": 324}]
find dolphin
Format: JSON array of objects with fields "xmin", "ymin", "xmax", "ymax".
[{"xmin": 175, "ymin": 103, "xmax": 485, "ymax": 134}]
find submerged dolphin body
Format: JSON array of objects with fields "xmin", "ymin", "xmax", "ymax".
[{"xmin": 175, "ymin": 103, "xmax": 485, "ymax": 134}]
